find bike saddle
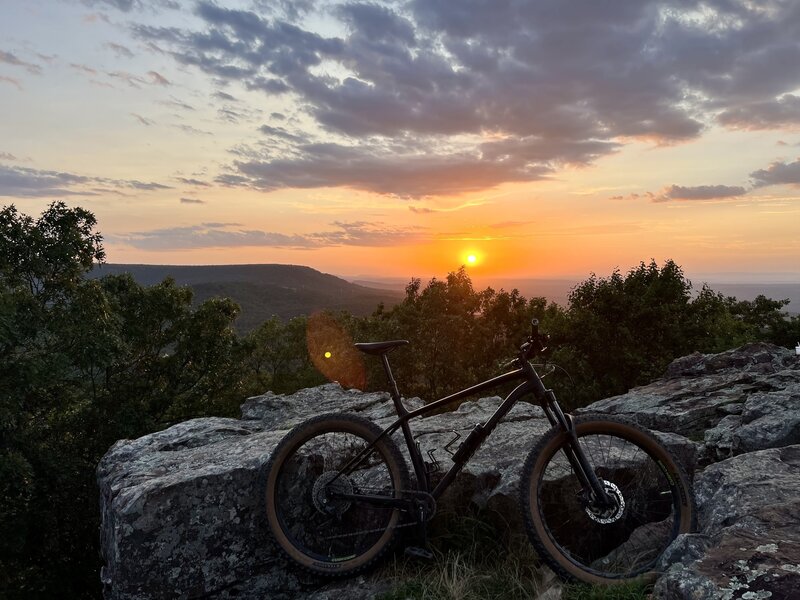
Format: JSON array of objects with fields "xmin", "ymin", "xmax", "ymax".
[{"xmin": 354, "ymin": 340, "xmax": 409, "ymax": 355}]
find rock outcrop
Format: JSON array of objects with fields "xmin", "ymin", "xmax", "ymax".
[{"xmin": 97, "ymin": 343, "xmax": 800, "ymax": 599}]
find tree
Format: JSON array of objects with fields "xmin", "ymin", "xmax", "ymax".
[{"xmin": 0, "ymin": 202, "xmax": 246, "ymax": 597}]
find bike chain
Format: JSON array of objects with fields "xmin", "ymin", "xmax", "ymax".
[{"xmin": 320, "ymin": 487, "xmax": 435, "ymax": 541}]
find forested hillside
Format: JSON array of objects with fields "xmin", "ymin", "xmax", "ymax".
[{"xmin": 89, "ymin": 263, "xmax": 403, "ymax": 331}]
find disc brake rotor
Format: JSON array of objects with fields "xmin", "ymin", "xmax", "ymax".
[{"xmin": 585, "ymin": 480, "xmax": 626, "ymax": 524}]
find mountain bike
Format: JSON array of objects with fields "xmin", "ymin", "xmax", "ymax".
[{"xmin": 260, "ymin": 320, "xmax": 695, "ymax": 585}]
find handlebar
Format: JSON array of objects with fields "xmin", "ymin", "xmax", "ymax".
[{"xmin": 519, "ymin": 318, "xmax": 549, "ymax": 361}]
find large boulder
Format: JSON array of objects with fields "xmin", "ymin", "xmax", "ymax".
[
  {"xmin": 98, "ymin": 344, "xmax": 800, "ymax": 599},
  {"xmin": 654, "ymin": 445, "xmax": 800, "ymax": 599},
  {"xmin": 97, "ymin": 384, "xmax": 554, "ymax": 599},
  {"xmin": 580, "ymin": 343, "xmax": 800, "ymax": 463}
]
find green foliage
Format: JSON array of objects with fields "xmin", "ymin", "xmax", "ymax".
[
  {"xmin": 562, "ymin": 581, "xmax": 651, "ymax": 600},
  {"xmin": 0, "ymin": 203, "xmax": 247, "ymax": 597},
  {"xmin": 239, "ymin": 315, "xmax": 327, "ymax": 395}
]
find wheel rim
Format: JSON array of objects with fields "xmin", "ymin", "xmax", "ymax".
[
  {"xmin": 534, "ymin": 428, "xmax": 681, "ymax": 579},
  {"xmin": 272, "ymin": 428, "xmax": 400, "ymax": 564}
]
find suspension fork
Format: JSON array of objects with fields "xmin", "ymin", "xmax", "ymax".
[{"xmin": 541, "ymin": 392, "xmax": 612, "ymax": 507}]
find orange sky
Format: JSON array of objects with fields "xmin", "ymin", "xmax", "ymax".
[{"xmin": 2, "ymin": 1, "xmax": 799, "ymax": 282}]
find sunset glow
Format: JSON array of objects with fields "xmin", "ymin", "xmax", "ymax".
[{"xmin": 1, "ymin": 1, "xmax": 799, "ymax": 282}]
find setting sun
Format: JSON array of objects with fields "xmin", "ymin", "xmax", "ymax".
[{"xmin": 467, "ymin": 255, "xmax": 477, "ymax": 264}]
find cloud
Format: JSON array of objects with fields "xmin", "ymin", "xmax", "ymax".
[
  {"xmin": 69, "ymin": 63, "xmax": 98, "ymax": 75},
  {"xmin": 82, "ymin": 0, "xmax": 180, "ymax": 13},
  {"xmin": 147, "ymin": 70, "xmax": 170, "ymax": 85},
  {"xmin": 718, "ymin": 95, "xmax": 800, "ymax": 131},
  {"xmin": 130, "ymin": 112, "xmax": 154, "ymax": 126},
  {"xmin": 104, "ymin": 42, "xmax": 134, "ymax": 59},
  {"xmin": 160, "ymin": 96, "xmax": 194, "ymax": 111},
  {"xmin": 0, "ymin": 152, "xmax": 19, "ymax": 162},
  {"xmin": 657, "ymin": 184, "xmax": 749, "ymax": 202},
  {"xmin": 180, "ymin": 197, "xmax": 205, "ymax": 204},
  {"xmin": 176, "ymin": 176, "xmax": 211, "ymax": 187},
  {"xmin": 129, "ymin": 0, "xmax": 800, "ymax": 196},
  {"xmin": 113, "ymin": 220, "xmax": 427, "ymax": 250},
  {"xmin": 0, "ymin": 164, "xmax": 171, "ymax": 198},
  {"xmin": 750, "ymin": 159, "xmax": 800, "ymax": 188},
  {"xmin": 0, "ymin": 50, "xmax": 42, "ymax": 75},
  {"xmin": 228, "ymin": 141, "xmax": 552, "ymax": 197},
  {"xmin": 0, "ymin": 76, "xmax": 22, "ymax": 90},
  {"xmin": 213, "ymin": 90, "xmax": 237, "ymax": 102}
]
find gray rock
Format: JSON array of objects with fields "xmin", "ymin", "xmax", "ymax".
[
  {"xmin": 581, "ymin": 343, "xmax": 800, "ymax": 462},
  {"xmin": 98, "ymin": 385, "xmax": 554, "ymax": 599},
  {"xmin": 654, "ymin": 446, "xmax": 800, "ymax": 599},
  {"xmin": 98, "ymin": 344, "xmax": 800, "ymax": 599}
]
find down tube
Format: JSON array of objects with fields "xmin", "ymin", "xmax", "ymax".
[{"xmin": 431, "ymin": 380, "xmax": 538, "ymax": 499}]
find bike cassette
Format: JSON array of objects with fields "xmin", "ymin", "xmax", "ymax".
[{"xmin": 312, "ymin": 471, "xmax": 353, "ymax": 517}]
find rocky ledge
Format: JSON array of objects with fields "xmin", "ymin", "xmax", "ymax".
[{"xmin": 97, "ymin": 343, "xmax": 800, "ymax": 599}]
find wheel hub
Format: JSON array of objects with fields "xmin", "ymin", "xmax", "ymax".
[
  {"xmin": 312, "ymin": 471, "xmax": 353, "ymax": 517},
  {"xmin": 585, "ymin": 480, "xmax": 625, "ymax": 524}
]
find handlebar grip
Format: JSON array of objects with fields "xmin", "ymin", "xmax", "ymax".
[{"xmin": 531, "ymin": 318, "xmax": 540, "ymax": 337}]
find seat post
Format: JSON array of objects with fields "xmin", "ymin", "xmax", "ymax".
[{"xmin": 381, "ymin": 354, "xmax": 408, "ymax": 416}]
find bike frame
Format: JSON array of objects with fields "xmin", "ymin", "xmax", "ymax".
[{"xmin": 334, "ymin": 353, "xmax": 610, "ymax": 508}]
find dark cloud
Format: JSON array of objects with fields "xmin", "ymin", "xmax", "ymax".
[
  {"xmin": 0, "ymin": 164, "xmax": 171, "ymax": 198},
  {"xmin": 131, "ymin": 0, "xmax": 800, "ymax": 196},
  {"xmin": 718, "ymin": 95, "xmax": 800, "ymax": 130},
  {"xmin": 230, "ymin": 141, "xmax": 552, "ymax": 197},
  {"xmin": 656, "ymin": 184, "xmax": 749, "ymax": 202},
  {"xmin": 750, "ymin": 159, "xmax": 800, "ymax": 187},
  {"xmin": 113, "ymin": 220, "xmax": 425, "ymax": 250},
  {"xmin": 0, "ymin": 50, "xmax": 42, "ymax": 75},
  {"xmin": 180, "ymin": 197, "xmax": 205, "ymax": 204}
]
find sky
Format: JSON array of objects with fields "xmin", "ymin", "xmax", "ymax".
[{"xmin": 1, "ymin": 0, "xmax": 799, "ymax": 282}]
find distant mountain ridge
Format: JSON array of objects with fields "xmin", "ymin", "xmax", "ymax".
[{"xmin": 88, "ymin": 264, "xmax": 403, "ymax": 331}]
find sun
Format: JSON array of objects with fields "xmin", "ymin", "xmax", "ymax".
[{"xmin": 467, "ymin": 254, "xmax": 477, "ymax": 264}]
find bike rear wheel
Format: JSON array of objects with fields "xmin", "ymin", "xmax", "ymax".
[
  {"xmin": 262, "ymin": 413, "xmax": 410, "ymax": 576},
  {"xmin": 520, "ymin": 414, "xmax": 695, "ymax": 584}
]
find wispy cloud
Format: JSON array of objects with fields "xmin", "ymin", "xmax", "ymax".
[
  {"xmin": 0, "ymin": 164, "xmax": 171, "ymax": 198},
  {"xmin": 104, "ymin": 42, "xmax": 134, "ymax": 59},
  {"xmin": 0, "ymin": 50, "xmax": 42, "ymax": 75},
  {"xmin": 147, "ymin": 70, "xmax": 170, "ymax": 85},
  {"xmin": 180, "ymin": 197, "xmax": 205, "ymax": 204},
  {"xmin": 112, "ymin": 220, "xmax": 427, "ymax": 250},
  {"xmin": 0, "ymin": 75, "xmax": 23, "ymax": 90},
  {"xmin": 130, "ymin": 112, "xmax": 154, "ymax": 126}
]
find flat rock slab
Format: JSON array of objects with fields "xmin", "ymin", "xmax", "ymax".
[{"xmin": 580, "ymin": 343, "xmax": 800, "ymax": 462}]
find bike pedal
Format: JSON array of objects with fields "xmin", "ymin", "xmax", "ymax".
[{"xmin": 404, "ymin": 546, "xmax": 434, "ymax": 561}]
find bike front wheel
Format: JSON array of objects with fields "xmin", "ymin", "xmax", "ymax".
[
  {"xmin": 261, "ymin": 413, "xmax": 410, "ymax": 576},
  {"xmin": 520, "ymin": 414, "xmax": 695, "ymax": 584}
]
